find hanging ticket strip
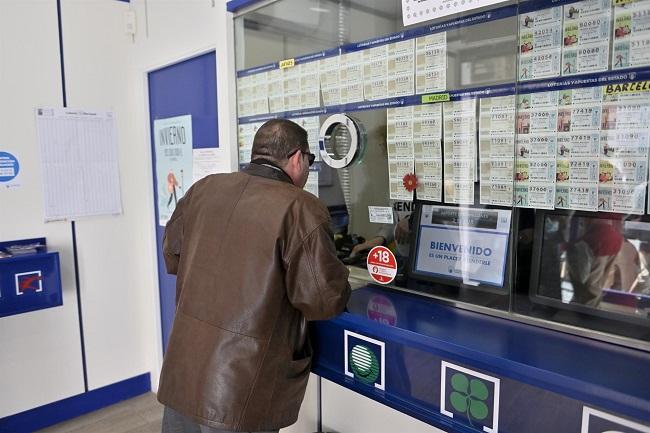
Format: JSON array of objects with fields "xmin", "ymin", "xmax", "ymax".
[
  {"xmin": 480, "ymin": 95, "xmax": 517, "ymax": 206},
  {"xmin": 444, "ymin": 99, "xmax": 478, "ymax": 205},
  {"xmin": 514, "ymin": 90, "xmax": 560, "ymax": 209},
  {"xmin": 387, "ymin": 107, "xmax": 417, "ymax": 201},
  {"xmin": 236, "ymin": 0, "xmax": 650, "ymax": 214}
]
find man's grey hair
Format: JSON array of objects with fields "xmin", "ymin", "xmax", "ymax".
[{"xmin": 251, "ymin": 119, "xmax": 309, "ymax": 166}]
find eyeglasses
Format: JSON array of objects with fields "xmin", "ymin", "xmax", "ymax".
[{"xmin": 288, "ymin": 149, "xmax": 316, "ymax": 166}]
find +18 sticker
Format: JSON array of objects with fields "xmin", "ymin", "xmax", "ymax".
[{"xmin": 367, "ymin": 246, "xmax": 397, "ymax": 284}]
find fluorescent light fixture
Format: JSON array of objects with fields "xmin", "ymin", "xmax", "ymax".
[{"xmin": 309, "ymin": 7, "xmax": 330, "ymax": 13}]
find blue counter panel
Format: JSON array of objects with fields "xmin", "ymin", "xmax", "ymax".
[{"xmin": 311, "ymin": 285, "xmax": 650, "ymax": 433}]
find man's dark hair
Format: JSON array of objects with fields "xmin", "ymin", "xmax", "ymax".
[{"xmin": 251, "ymin": 119, "xmax": 309, "ymax": 165}]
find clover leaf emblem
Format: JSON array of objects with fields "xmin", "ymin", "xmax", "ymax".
[{"xmin": 449, "ymin": 373, "xmax": 489, "ymax": 428}]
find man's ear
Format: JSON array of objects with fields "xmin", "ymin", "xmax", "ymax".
[
  {"xmin": 284, "ymin": 151, "xmax": 303, "ymax": 185},
  {"xmin": 287, "ymin": 150, "xmax": 302, "ymax": 169}
]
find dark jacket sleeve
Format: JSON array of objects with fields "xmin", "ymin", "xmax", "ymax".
[
  {"xmin": 162, "ymin": 193, "xmax": 190, "ymax": 275},
  {"xmin": 285, "ymin": 223, "xmax": 351, "ymax": 321}
]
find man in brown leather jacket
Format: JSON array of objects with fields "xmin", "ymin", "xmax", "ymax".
[{"xmin": 157, "ymin": 119, "xmax": 351, "ymax": 433}]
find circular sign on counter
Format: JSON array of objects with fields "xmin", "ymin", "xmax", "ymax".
[{"xmin": 366, "ymin": 246, "xmax": 397, "ymax": 285}]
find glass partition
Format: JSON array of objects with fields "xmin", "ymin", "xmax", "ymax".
[{"xmin": 233, "ymin": 0, "xmax": 650, "ymax": 346}]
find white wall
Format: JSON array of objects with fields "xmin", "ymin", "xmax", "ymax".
[
  {"xmin": 58, "ymin": 0, "xmax": 237, "ymax": 393},
  {"xmin": 322, "ymin": 379, "xmax": 447, "ymax": 433},
  {"xmin": 0, "ymin": 0, "xmax": 86, "ymax": 417},
  {"xmin": 0, "ymin": 0, "xmax": 236, "ymax": 418}
]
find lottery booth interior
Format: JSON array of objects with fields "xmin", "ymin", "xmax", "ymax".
[{"xmin": 231, "ymin": 0, "xmax": 650, "ymax": 431}]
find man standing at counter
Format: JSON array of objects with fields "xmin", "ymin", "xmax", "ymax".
[{"xmin": 157, "ymin": 119, "xmax": 351, "ymax": 433}]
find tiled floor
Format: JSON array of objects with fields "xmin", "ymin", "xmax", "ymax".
[{"xmin": 36, "ymin": 393, "xmax": 163, "ymax": 433}]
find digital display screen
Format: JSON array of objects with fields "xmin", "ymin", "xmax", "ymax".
[{"xmin": 412, "ymin": 205, "xmax": 512, "ymax": 288}]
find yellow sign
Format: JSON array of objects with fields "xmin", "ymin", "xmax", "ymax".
[
  {"xmin": 613, "ymin": 0, "xmax": 634, "ymax": 6},
  {"xmin": 421, "ymin": 93, "xmax": 450, "ymax": 104},
  {"xmin": 279, "ymin": 59, "xmax": 295, "ymax": 69},
  {"xmin": 604, "ymin": 81, "xmax": 650, "ymax": 95}
]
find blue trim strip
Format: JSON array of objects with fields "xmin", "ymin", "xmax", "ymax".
[
  {"xmin": 238, "ymin": 83, "xmax": 515, "ymax": 124},
  {"xmin": 419, "ymin": 225, "xmax": 510, "ymax": 236},
  {"xmin": 295, "ymin": 48, "xmax": 341, "ymax": 65},
  {"xmin": 519, "ymin": 0, "xmax": 586, "ymax": 14},
  {"xmin": 237, "ymin": 62, "xmax": 278, "ymax": 78},
  {"xmin": 518, "ymin": 67, "xmax": 650, "ymax": 94},
  {"xmin": 0, "ymin": 373, "xmax": 151, "ymax": 433},
  {"xmin": 237, "ymin": 48, "xmax": 342, "ymax": 78},
  {"xmin": 227, "ymin": 0, "xmax": 261, "ymax": 12}
]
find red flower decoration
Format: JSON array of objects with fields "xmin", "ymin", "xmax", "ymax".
[{"xmin": 402, "ymin": 173, "xmax": 418, "ymax": 192}]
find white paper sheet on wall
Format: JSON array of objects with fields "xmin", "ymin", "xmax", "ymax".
[
  {"xmin": 193, "ymin": 148, "xmax": 222, "ymax": 184},
  {"xmin": 35, "ymin": 107, "xmax": 123, "ymax": 221}
]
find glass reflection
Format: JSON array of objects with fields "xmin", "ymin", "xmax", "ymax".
[{"xmin": 536, "ymin": 213, "xmax": 650, "ymax": 317}]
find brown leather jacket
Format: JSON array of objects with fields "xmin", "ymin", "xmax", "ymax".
[{"xmin": 157, "ymin": 162, "xmax": 351, "ymax": 431}]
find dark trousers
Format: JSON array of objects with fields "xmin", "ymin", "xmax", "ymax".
[{"xmin": 162, "ymin": 406, "xmax": 279, "ymax": 433}]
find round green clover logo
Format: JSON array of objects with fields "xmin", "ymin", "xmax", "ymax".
[
  {"xmin": 449, "ymin": 373, "xmax": 489, "ymax": 427},
  {"xmin": 350, "ymin": 344, "xmax": 380, "ymax": 384}
]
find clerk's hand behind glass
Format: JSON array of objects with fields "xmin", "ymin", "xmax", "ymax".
[{"xmin": 349, "ymin": 215, "xmax": 411, "ymax": 259}]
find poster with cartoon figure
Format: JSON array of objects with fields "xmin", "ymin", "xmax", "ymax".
[{"xmin": 155, "ymin": 115, "xmax": 193, "ymax": 226}]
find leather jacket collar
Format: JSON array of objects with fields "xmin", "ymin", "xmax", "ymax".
[{"xmin": 244, "ymin": 159, "xmax": 294, "ymax": 185}]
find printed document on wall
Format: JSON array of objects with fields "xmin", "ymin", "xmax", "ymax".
[
  {"xmin": 35, "ymin": 107, "xmax": 123, "ymax": 222},
  {"xmin": 193, "ymin": 148, "xmax": 222, "ymax": 184}
]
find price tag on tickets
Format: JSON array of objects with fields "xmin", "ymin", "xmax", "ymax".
[{"xmin": 367, "ymin": 246, "xmax": 397, "ymax": 284}]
